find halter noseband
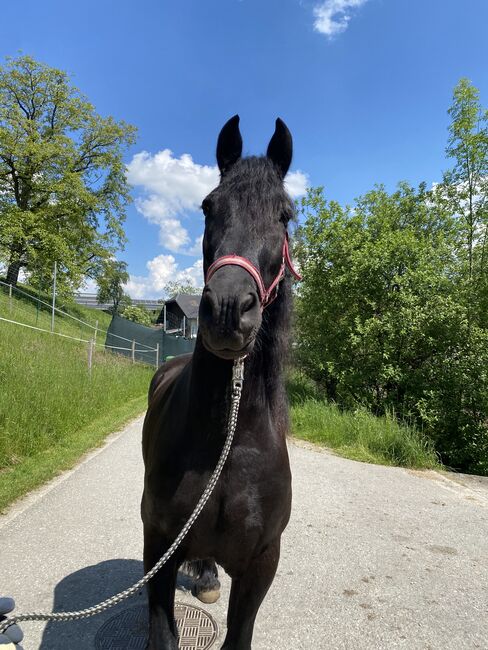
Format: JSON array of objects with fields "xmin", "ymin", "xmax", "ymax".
[{"xmin": 204, "ymin": 233, "xmax": 302, "ymax": 309}]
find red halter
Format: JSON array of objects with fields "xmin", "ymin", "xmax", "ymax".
[{"xmin": 205, "ymin": 233, "xmax": 302, "ymax": 310}]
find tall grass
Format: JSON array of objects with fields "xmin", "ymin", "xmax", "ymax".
[
  {"xmin": 0, "ymin": 312, "xmax": 154, "ymax": 510},
  {"xmin": 288, "ymin": 371, "xmax": 440, "ymax": 469}
]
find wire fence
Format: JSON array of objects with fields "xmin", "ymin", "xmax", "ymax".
[{"xmin": 0, "ymin": 280, "xmax": 160, "ymax": 370}]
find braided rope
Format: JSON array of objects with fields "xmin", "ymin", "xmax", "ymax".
[{"xmin": 0, "ymin": 358, "xmax": 245, "ymax": 635}]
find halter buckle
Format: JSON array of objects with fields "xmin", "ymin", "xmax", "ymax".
[{"xmin": 232, "ymin": 358, "xmax": 245, "ymax": 389}]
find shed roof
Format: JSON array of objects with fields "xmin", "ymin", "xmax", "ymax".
[{"xmin": 165, "ymin": 293, "xmax": 201, "ymax": 319}]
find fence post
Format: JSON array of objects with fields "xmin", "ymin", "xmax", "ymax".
[
  {"xmin": 155, "ymin": 343, "xmax": 159, "ymax": 368},
  {"xmin": 36, "ymin": 278, "xmax": 43, "ymax": 325},
  {"xmin": 131, "ymin": 339, "xmax": 136, "ymax": 363},
  {"xmin": 51, "ymin": 261, "xmax": 57, "ymax": 333},
  {"xmin": 88, "ymin": 338, "xmax": 94, "ymax": 375},
  {"xmin": 9, "ymin": 284, "xmax": 12, "ymax": 314},
  {"xmin": 163, "ymin": 304, "xmax": 166, "ymax": 332}
]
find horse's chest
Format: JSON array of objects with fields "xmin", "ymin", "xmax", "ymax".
[
  {"xmin": 192, "ymin": 446, "xmax": 270, "ymax": 531},
  {"xmin": 155, "ymin": 443, "xmax": 290, "ymax": 563}
]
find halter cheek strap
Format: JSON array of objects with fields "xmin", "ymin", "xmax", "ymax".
[{"xmin": 205, "ymin": 233, "xmax": 301, "ymax": 310}]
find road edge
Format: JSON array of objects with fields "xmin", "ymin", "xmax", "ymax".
[{"xmin": 0, "ymin": 413, "xmax": 146, "ymax": 530}]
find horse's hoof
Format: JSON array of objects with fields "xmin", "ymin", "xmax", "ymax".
[{"xmin": 194, "ymin": 588, "xmax": 220, "ymax": 604}]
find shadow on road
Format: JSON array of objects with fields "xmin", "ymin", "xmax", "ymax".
[
  {"xmin": 39, "ymin": 559, "xmax": 195, "ymax": 649},
  {"xmin": 40, "ymin": 559, "xmax": 145, "ymax": 649}
]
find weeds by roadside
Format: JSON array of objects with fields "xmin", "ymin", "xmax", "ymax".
[{"xmin": 287, "ymin": 371, "xmax": 440, "ymax": 470}]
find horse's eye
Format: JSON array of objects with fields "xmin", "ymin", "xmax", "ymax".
[
  {"xmin": 281, "ymin": 208, "xmax": 292, "ymax": 224},
  {"xmin": 201, "ymin": 199, "xmax": 211, "ymax": 217}
]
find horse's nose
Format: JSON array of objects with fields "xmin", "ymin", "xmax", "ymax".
[
  {"xmin": 200, "ymin": 287, "xmax": 258, "ymax": 330},
  {"xmin": 199, "ymin": 282, "xmax": 261, "ymax": 352}
]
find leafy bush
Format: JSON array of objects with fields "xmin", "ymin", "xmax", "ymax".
[{"xmin": 121, "ymin": 305, "xmax": 152, "ymax": 326}]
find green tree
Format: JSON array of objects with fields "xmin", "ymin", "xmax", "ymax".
[
  {"xmin": 162, "ymin": 281, "xmax": 200, "ymax": 299},
  {"xmin": 295, "ymin": 184, "xmax": 488, "ymax": 474},
  {"xmin": 0, "ymin": 55, "xmax": 136, "ymax": 290},
  {"xmin": 295, "ymin": 183, "xmax": 455, "ymax": 406},
  {"xmin": 121, "ymin": 304, "xmax": 152, "ymax": 326},
  {"xmin": 441, "ymin": 78, "xmax": 488, "ymax": 327},
  {"xmin": 96, "ymin": 259, "xmax": 130, "ymax": 314}
]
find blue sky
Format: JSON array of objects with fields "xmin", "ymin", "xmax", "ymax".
[{"xmin": 2, "ymin": 0, "xmax": 487, "ymax": 297}]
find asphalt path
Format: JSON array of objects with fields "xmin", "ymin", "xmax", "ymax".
[{"xmin": 0, "ymin": 416, "xmax": 487, "ymax": 649}]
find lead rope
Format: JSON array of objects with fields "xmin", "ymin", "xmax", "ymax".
[{"xmin": 0, "ymin": 358, "xmax": 245, "ymax": 636}]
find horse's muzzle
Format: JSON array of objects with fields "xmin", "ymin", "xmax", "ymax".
[
  {"xmin": 201, "ymin": 335, "xmax": 255, "ymax": 361},
  {"xmin": 198, "ymin": 273, "xmax": 261, "ymax": 359}
]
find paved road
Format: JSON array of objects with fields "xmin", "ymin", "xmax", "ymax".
[{"xmin": 0, "ymin": 416, "xmax": 487, "ymax": 649}]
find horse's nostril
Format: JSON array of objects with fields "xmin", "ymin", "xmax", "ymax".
[
  {"xmin": 240, "ymin": 292, "xmax": 257, "ymax": 315},
  {"xmin": 201, "ymin": 287, "xmax": 217, "ymax": 313}
]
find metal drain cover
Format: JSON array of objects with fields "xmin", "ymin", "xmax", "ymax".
[{"xmin": 95, "ymin": 603, "xmax": 219, "ymax": 649}]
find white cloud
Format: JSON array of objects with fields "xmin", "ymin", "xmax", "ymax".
[
  {"xmin": 313, "ymin": 0, "xmax": 369, "ymax": 38},
  {"xmin": 127, "ymin": 149, "xmax": 309, "ymax": 252},
  {"xmin": 136, "ymin": 195, "xmax": 191, "ymax": 250},
  {"xmin": 127, "ymin": 150, "xmax": 219, "ymax": 253},
  {"xmin": 285, "ymin": 170, "xmax": 309, "ymax": 198},
  {"xmin": 127, "ymin": 150, "xmax": 218, "ymax": 212},
  {"xmin": 187, "ymin": 234, "xmax": 204, "ymax": 257},
  {"xmin": 125, "ymin": 255, "xmax": 203, "ymax": 299}
]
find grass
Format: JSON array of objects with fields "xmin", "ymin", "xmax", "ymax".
[
  {"xmin": 0, "ymin": 280, "xmax": 113, "ymax": 341},
  {"xmin": 0, "ymin": 293, "xmax": 155, "ymax": 512},
  {"xmin": 288, "ymin": 371, "xmax": 441, "ymax": 470},
  {"xmin": 0, "ymin": 396, "xmax": 147, "ymax": 512}
]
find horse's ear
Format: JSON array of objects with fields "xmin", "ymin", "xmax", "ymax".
[
  {"xmin": 216, "ymin": 115, "xmax": 243, "ymax": 175},
  {"xmin": 266, "ymin": 118, "xmax": 292, "ymax": 178}
]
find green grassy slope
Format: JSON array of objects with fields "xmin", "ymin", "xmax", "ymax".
[{"xmin": 0, "ymin": 286, "xmax": 154, "ymax": 511}]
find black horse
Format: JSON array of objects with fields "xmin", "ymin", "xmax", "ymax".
[{"xmin": 141, "ymin": 115, "xmax": 298, "ymax": 650}]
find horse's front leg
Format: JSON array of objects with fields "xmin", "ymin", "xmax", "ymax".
[
  {"xmin": 144, "ymin": 527, "xmax": 181, "ymax": 650},
  {"xmin": 221, "ymin": 537, "xmax": 281, "ymax": 650}
]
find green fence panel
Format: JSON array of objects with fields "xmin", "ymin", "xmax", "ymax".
[{"xmin": 105, "ymin": 314, "xmax": 195, "ymax": 365}]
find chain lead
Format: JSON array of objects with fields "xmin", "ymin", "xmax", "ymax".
[{"xmin": 0, "ymin": 357, "xmax": 245, "ymax": 635}]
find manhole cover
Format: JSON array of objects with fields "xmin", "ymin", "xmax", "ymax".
[{"xmin": 94, "ymin": 603, "xmax": 219, "ymax": 649}]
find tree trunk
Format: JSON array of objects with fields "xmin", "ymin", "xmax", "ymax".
[{"xmin": 5, "ymin": 259, "xmax": 22, "ymax": 286}]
